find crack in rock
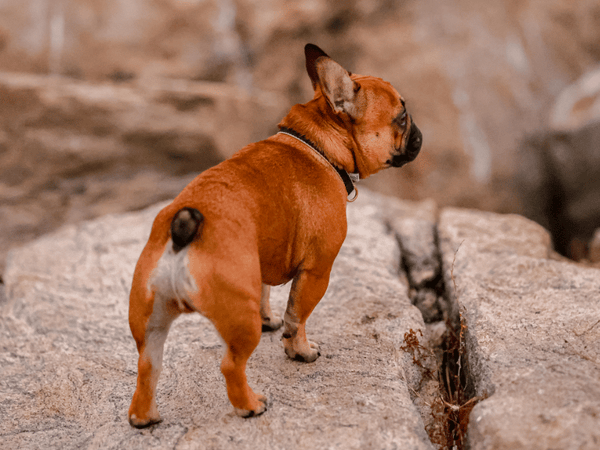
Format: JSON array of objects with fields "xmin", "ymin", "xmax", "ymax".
[{"xmin": 386, "ymin": 199, "xmax": 480, "ymax": 450}]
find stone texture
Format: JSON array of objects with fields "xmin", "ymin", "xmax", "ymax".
[
  {"xmin": 0, "ymin": 72, "xmax": 287, "ymax": 274},
  {"xmin": 0, "ymin": 189, "xmax": 435, "ymax": 450},
  {"xmin": 384, "ymin": 199, "xmax": 447, "ymax": 323},
  {"xmin": 385, "ymin": 199, "xmax": 439, "ymax": 289},
  {"xmin": 5, "ymin": 179, "xmax": 600, "ymax": 448},
  {"xmin": 439, "ymin": 208, "xmax": 600, "ymax": 450},
  {"xmin": 0, "ymin": 0, "xmax": 230, "ymax": 82},
  {"xmin": 2, "ymin": 0, "xmax": 600, "ymax": 271}
]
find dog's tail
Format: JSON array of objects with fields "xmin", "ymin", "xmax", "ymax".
[{"xmin": 170, "ymin": 207, "xmax": 204, "ymax": 252}]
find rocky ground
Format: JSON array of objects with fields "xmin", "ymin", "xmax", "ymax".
[
  {"xmin": 1, "ymin": 2, "xmax": 599, "ymax": 447},
  {"xmin": 1, "ymin": 188, "xmax": 598, "ymax": 449},
  {"xmin": 439, "ymin": 209, "xmax": 600, "ymax": 449}
]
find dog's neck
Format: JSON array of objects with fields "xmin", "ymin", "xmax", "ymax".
[
  {"xmin": 278, "ymin": 96, "xmax": 361, "ymax": 177},
  {"xmin": 277, "ymin": 126, "xmax": 358, "ymax": 198}
]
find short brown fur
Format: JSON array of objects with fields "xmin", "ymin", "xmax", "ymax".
[{"xmin": 127, "ymin": 44, "xmax": 422, "ymax": 427}]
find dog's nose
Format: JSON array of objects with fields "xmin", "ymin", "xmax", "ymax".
[
  {"xmin": 407, "ymin": 122, "xmax": 422, "ymax": 158},
  {"xmin": 389, "ymin": 121, "xmax": 423, "ymax": 168}
]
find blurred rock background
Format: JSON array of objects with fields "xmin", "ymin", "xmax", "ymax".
[{"xmin": 1, "ymin": 0, "xmax": 600, "ymax": 275}]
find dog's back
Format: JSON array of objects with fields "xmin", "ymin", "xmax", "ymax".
[{"xmin": 145, "ymin": 138, "xmax": 348, "ymax": 303}]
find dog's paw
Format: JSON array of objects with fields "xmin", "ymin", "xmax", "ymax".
[
  {"xmin": 261, "ymin": 314, "xmax": 283, "ymax": 332},
  {"xmin": 284, "ymin": 340, "xmax": 321, "ymax": 363},
  {"xmin": 234, "ymin": 394, "xmax": 268, "ymax": 418},
  {"xmin": 128, "ymin": 413, "xmax": 162, "ymax": 429}
]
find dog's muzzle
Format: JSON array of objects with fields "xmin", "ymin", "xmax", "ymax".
[{"xmin": 390, "ymin": 122, "xmax": 423, "ymax": 168}]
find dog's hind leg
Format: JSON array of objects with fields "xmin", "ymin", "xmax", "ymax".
[
  {"xmin": 281, "ymin": 269, "xmax": 331, "ymax": 363},
  {"xmin": 128, "ymin": 271, "xmax": 180, "ymax": 428},
  {"xmin": 214, "ymin": 299, "xmax": 267, "ymax": 417},
  {"xmin": 259, "ymin": 284, "xmax": 283, "ymax": 332}
]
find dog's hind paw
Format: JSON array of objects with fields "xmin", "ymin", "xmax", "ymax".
[
  {"xmin": 128, "ymin": 413, "xmax": 162, "ymax": 429},
  {"xmin": 234, "ymin": 394, "xmax": 268, "ymax": 418},
  {"xmin": 262, "ymin": 314, "xmax": 283, "ymax": 332}
]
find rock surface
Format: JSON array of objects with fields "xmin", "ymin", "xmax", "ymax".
[
  {"xmin": 2, "ymin": 0, "xmax": 600, "ymax": 277},
  {"xmin": 0, "ymin": 72, "xmax": 286, "ymax": 274},
  {"xmin": 386, "ymin": 199, "xmax": 439, "ymax": 289},
  {"xmin": 439, "ymin": 208, "xmax": 600, "ymax": 450},
  {"xmin": 0, "ymin": 189, "xmax": 436, "ymax": 450},
  {"xmin": 385, "ymin": 199, "xmax": 446, "ymax": 323},
  {"xmin": 3, "ymin": 186, "xmax": 600, "ymax": 449}
]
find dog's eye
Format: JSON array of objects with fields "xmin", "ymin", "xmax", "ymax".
[{"xmin": 395, "ymin": 110, "xmax": 407, "ymax": 128}]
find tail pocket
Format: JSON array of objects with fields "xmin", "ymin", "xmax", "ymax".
[{"xmin": 171, "ymin": 207, "xmax": 203, "ymax": 252}]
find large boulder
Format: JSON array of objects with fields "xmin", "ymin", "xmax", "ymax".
[
  {"xmin": 0, "ymin": 0, "xmax": 230, "ymax": 82},
  {"xmin": 439, "ymin": 208, "xmax": 600, "ymax": 449},
  {"xmin": 0, "ymin": 72, "xmax": 286, "ymax": 274},
  {"xmin": 2, "ymin": 0, "xmax": 600, "ymax": 275},
  {"xmin": 242, "ymin": 0, "xmax": 600, "ymax": 215},
  {"xmin": 0, "ymin": 189, "xmax": 437, "ymax": 449},
  {"xmin": 1, "ymin": 0, "xmax": 600, "ymax": 217},
  {"xmin": 2, "ymin": 186, "xmax": 600, "ymax": 448}
]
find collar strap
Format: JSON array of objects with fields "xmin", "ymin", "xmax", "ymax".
[{"xmin": 278, "ymin": 127, "xmax": 358, "ymax": 200}]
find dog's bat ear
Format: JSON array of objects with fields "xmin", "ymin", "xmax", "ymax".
[
  {"xmin": 305, "ymin": 44, "xmax": 330, "ymax": 90},
  {"xmin": 305, "ymin": 43, "xmax": 363, "ymax": 119}
]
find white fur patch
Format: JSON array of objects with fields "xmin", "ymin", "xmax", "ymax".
[{"xmin": 148, "ymin": 242, "xmax": 199, "ymax": 312}]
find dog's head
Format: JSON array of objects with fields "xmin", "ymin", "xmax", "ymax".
[{"xmin": 305, "ymin": 44, "xmax": 422, "ymax": 177}]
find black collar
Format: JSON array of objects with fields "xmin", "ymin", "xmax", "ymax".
[{"xmin": 278, "ymin": 127, "xmax": 357, "ymax": 199}]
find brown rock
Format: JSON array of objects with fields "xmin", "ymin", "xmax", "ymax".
[
  {"xmin": 2, "ymin": 0, "xmax": 600, "ymax": 217},
  {"xmin": 0, "ymin": 72, "xmax": 287, "ymax": 274},
  {"xmin": 439, "ymin": 207, "xmax": 600, "ymax": 449}
]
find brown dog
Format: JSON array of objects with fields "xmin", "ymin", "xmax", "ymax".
[{"xmin": 127, "ymin": 44, "xmax": 422, "ymax": 427}]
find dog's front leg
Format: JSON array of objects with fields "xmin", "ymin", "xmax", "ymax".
[{"xmin": 282, "ymin": 269, "xmax": 331, "ymax": 363}]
